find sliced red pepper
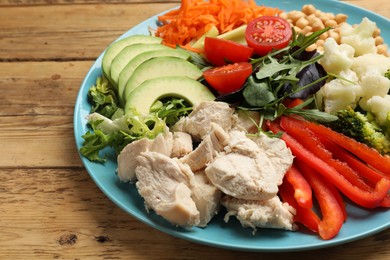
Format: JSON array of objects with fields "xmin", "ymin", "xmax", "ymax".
[
  {"xmin": 266, "ymin": 119, "xmax": 390, "ymax": 209},
  {"xmin": 284, "ymin": 165, "xmax": 313, "ymax": 209},
  {"xmin": 280, "ymin": 116, "xmax": 373, "ymax": 192},
  {"xmin": 301, "ymin": 119, "xmax": 390, "ymax": 176},
  {"xmin": 279, "ymin": 181, "xmax": 320, "ymax": 233},
  {"xmin": 319, "ymin": 138, "xmax": 390, "ymax": 208},
  {"xmin": 319, "ymin": 136, "xmax": 389, "ymax": 183},
  {"xmin": 283, "ymin": 98, "xmax": 304, "ymax": 108},
  {"xmin": 295, "ymin": 159, "xmax": 345, "ymax": 240}
]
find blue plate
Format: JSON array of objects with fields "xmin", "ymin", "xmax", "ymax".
[{"xmin": 74, "ymin": 0, "xmax": 390, "ymax": 252}]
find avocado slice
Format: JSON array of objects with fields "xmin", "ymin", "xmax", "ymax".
[
  {"xmin": 118, "ymin": 48, "xmax": 191, "ymax": 103},
  {"xmin": 101, "ymin": 35, "xmax": 162, "ymax": 85},
  {"xmin": 123, "ymin": 56, "xmax": 203, "ymax": 103},
  {"xmin": 110, "ymin": 43, "xmax": 168, "ymax": 87},
  {"xmin": 125, "ymin": 76, "xmax": 215, "ymax": 115}
]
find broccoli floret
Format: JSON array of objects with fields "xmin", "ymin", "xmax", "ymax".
[
  {"xmin": 327, "ymin": 107, "xmax": 390, "ymax": 155},
  {"xmin": 385, "ymin": 69, "xmax": 390, "ymax": 81}
]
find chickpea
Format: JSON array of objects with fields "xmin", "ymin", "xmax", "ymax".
[
  {"xmin": 375, "ymin": 36, "xmax": 384, "ymax": 45},
  {"xmin": 301, "ymin": 25, "xmax": 313, "ymax": 35},
  {"xmin": 293, "ymin": 26, "xmax": 302, "ymax": 34},
  {"xmin": 329, "ymin": 31, "xmax": 341, "ymax": 43},
  {"xmin": 373, "ymin": 28, "xmax": 381, "ymax": 38},
  {"xmin": 306, "ymin": 14, "xmax": 317, "ymax": 24},
  {"xmin": 279, "ymin": 12, "xmax": 288, "ymax": 20},
  {"xmin": 288, "ymin": 10, "xmax": 305, "ymax": 23},
  {"xmin": 316, "ymin": 39, "xmax": 325, "ymax": 47},
  {"xmin": 324, "ymin": 19, "xmax": 338, "ymax": 28},
  {"xmin": 312, "ymin": 19, "xmax": 325, "ymax": 31},
  {"xmin": 306, "ymin": 43, "xmax": 317, "ymax": 52},
  {"xmin": 319, "ymin": 31, "xmax": 329, "ymax": 40},
  {"xmin": 302, "ymin": 4, "xmax": 316, "ymax": 15},
  {"xmin": 377, "ymin": 44, "xmax": 388, "ymax": 56},
  {"xmin": 335, "ymin": 13, "xmax": 348, "ymax": 24},
  {"xmin": 296, "ymin": 17, "xmax": 309, "ymax": 29}
]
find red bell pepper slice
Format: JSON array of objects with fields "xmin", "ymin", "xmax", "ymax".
[
  {"xmin": 301, "ymin": 118, "xmax": 390, "ymax": 176},
  {"xmin": 266, "ymin": 119, "xmax": 390, "ymax": 209},
  {"xmin": 295, "ymin": 159, "xmax": 345, "ymax": 240},
  {"xmin": 280, "ymin": 116, "xmax": 372, "ymax": 192},
  {"xmin": 319, "ymin": 138, "xmax": 390, "ymax": 208},
  {"xmin": 284, "ymin": 165, "xmax": 313, "ymax": 209},
  {"xmin": 319, "ymin": 136, "xmax": 389, "ymax": 183},
  {"xmin": 279, "ymin": 180, "xmax": 320, "ymax": 233}
]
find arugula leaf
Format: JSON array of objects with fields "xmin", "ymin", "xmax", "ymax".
[{"xmin": 255, "ymin": 57, "xmax": 298, "ymax": 80}]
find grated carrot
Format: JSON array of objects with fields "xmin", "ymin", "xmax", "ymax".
[{"xmin": 155, "ymin": 0, "xmax": 282, "ymax": 52}]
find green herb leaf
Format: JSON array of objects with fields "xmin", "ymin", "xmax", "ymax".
[
  {"xmin": 243, "ymin": 76, "xmax": 276, "ymax": 107},
  {"xmin": 256, "ymin": 57, "xmax": 298, "ymax": 80}
]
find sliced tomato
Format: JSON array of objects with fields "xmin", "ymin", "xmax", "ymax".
[
  {"xmin": 204, "ymin": 37, "xmax": 254, "ymax": 66},
  {"xmin": 245, "ymin": 16, "xmax": 292, "ymax": 56},
  {"xmin": 203, "ymin": 62, "xmax": 252, "ymax": 94}
]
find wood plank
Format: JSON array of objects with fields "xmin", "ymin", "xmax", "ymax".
[
  {"xmin": 0, "ymin": 61, "xmax": 91, "ymax": 167},
  {"xmin": 0, "ymin": 115, "xmax": 83, "ymax": 167},
  {"xmin": 0, "ymin": 3, "xmax": 178, "ymax": 61},
  {"xmin": 0, "ymin": 0, "xmax": 180, "ymax": 6},
  {"xmin": 0, "ymin": 168, "xmax": 389, "ymax": 259},
  {"xmin": 0, "ymin": 61, "xmax": 92, "ymax": 116}
]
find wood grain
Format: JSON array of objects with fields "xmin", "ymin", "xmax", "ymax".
[
  {"xmin": 1, "ymin": 168, "xmax": 389, "ymax": 259},
  {"xmin": 0, "ymin": 3, "xmax": 178, "ymax": 61}
]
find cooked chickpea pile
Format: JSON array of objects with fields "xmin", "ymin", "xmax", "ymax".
[{"xmin": 279, "ymin": 4, "xmax": 388, "ymax": 56}]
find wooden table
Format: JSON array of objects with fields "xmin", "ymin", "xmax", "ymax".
[{"xmin": 1, "ymin": 0, "xmax": 389, "ymax": 259}]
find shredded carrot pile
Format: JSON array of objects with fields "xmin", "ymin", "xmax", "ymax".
[{"xmin": 155, "ymin": 0, "xmax": 282, "ymax": 51}]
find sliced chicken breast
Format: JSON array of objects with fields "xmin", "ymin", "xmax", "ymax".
[
  {"xmin": 117, "ymin": 130, "xmax": 173, "ymax": 182},
  {"xmin": 135, "ymin": 151, "xmax": 200, "ymax": 227},
  {"xmin": 191, "ymin": 171, "xmax": 222, "ymax": 227},
  {"xmin": 250, "ymin": 132, "xmax": 294, "ymax": 177},
  {"xmin": 205, "ymin": 131, "xmax": 281, "ymax": 201},
  {"xmin": 171, "ymin": 132, "xmax": 193, "ymax": 158},
  {"xmin": 180, "ymin": 123, "xmax": 230, "ymax": 171},
  {"xmin": 221, "ymin": 195, "xmax": 296, "ymax": 232},
  {"xmin": 173, "ymin": 101, "xmax": 237, "ymax": 141}
]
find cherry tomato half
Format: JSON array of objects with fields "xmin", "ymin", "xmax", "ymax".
[
  {"xmin": 204, "ymin": 37, "xmax": 254, "ymax": 66},
  {"xmin": 203, "ymin": 62, "xmax": 253, "ymax": 94},
  {"xmin": 245, "ymin": 16, "xmax": 292, "ymax": 56}
]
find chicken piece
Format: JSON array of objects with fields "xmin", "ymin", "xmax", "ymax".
[
  {"xmin": 191, "ymin": 171, "xmax": 222, "ymax": 227},
  {"xmin": 180, "ymin": 123, "xmax": 230, "ymax": 171},
  {"xmin": 232, "ymin": 110, "xmax": 261, "ymax": 134},
  {"xmin": 250, "ymin": 132, "xmax": 294, "ymax": 177},
  {"xmin": 221, "ymin": 195, "xmax": 296, "ymax": 232},
  {"xmin": 117, "ymin": 129, "xmax": 173, "ymax": 182},
  {"xmin": 205, "ymin": 131, "xmax": 281, "ymax": 201},
  {"xmin": 171, "ymin": 132, "xmax": 193, "ymax": 158},
  {"xmin": 135, "ymin": 151, "xmax": 200, "ymax": 227},
  {"xmin": 173, "ymin": 101, "xmax": 237, "ymax": 141}
]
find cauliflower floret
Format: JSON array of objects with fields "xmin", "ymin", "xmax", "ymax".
[
  {"xmin": 366, "ymin": 95, "xmax": 390, "ymax": 126},
  {"xmin": 322, "ymin": 70, "xmax": 362, "ymax": 113},
  {"xmin": 351, "ymin": 53, "xmax": 390, "ymax": 79},
  {"xmin": 319, "ymin": 38, "xmax": 355, "ymax": 75},
  {"xmin": 340, "ymin": 17, "xmax": 377, "ymax": 56},
  {"xmin": 360, "ymin": 73, "xmax": 390, "ymax": 99}
]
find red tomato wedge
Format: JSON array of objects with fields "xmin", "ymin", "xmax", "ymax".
[
  {"xmin": 203, "ymin": 62, "xmax": 252, "ymax": 94},
  {"xmin": 245, "ymin": 16, "xmax": 292, "ymax": 56},
  {"xmin": 204, "ymin": 37, "xmax": 254, "ymax": 66}
]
